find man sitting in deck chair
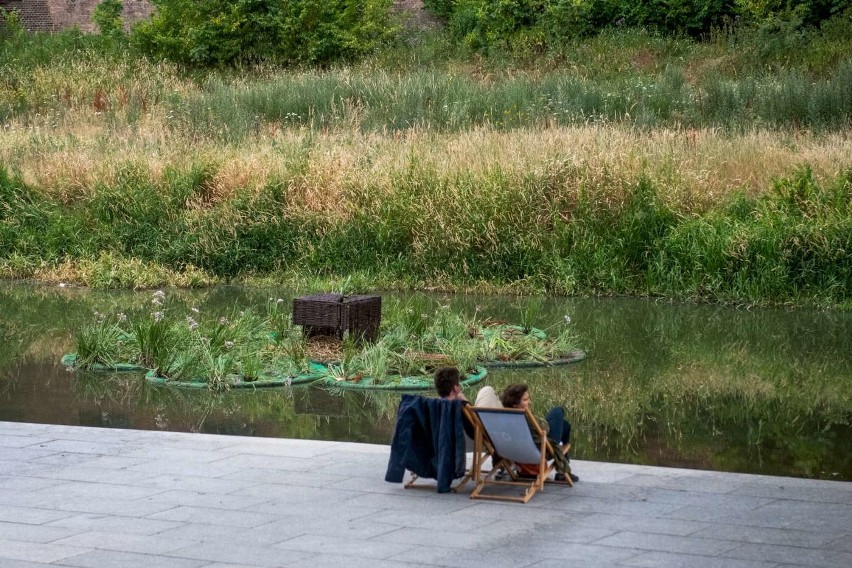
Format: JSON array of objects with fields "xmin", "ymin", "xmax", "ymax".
[
  {"xmin": 435, "ymin": 369, "xmax": 525, "ymax": 483},
  {"xmin": 433, "ymin": 367, "xmax": 502, "ymax": 485},
  {"xmin": 435, "ymin": 367, "xmax": 501, "ymax": 411}
]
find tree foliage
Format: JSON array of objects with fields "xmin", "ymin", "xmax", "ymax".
[
  {"xmin": 92, "ymin": 0, "xmax": 125, "ymax": 38},
  {"xmin": 429, "ymin": 0, "xmax": 851, "ymax": 52},
  {"xmin": 132, "ymin": 0, "xmax": 397, "ymax": 66}
]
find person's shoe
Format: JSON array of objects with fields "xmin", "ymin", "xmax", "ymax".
[{"xmin": 555, "ymin": 473, "xmax": 579, "ymax": 483}]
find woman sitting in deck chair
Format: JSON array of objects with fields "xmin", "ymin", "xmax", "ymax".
[{"xmin": 501, "ymin": 384, "xmax": 579, "ymax": 483}]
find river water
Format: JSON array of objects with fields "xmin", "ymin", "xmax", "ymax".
[{"xmin": 1, "ymin": 282, "xmax": 849, "ymax": 481}]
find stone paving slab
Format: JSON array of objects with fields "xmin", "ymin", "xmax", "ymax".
[{"xmin": 0, "ymin": 421, "xmax": 850, "ymax": 568}]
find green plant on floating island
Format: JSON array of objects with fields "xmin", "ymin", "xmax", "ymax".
[
  {"xmin": 67, "ymin": 292, "xmax": 585, "ymax": 389},
  {"xmin": 70, "ymin": 292, "xmax": 317, "ymax": 389},
  {"xmin": 73, "ymin": 310, "xmax": 133, "ymax": 369},
  {"xmin": 318, "ymin": 296, "xmax": 585, "ymax": 385}
]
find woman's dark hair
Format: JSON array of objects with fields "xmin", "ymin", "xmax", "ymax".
[
  {"xmin": 434, "ymin": 367, "xmax": 461, "ymax": 398},
  {"xmin": 501, "ymin": 383, "xmax": 529, "ymax": 408}
]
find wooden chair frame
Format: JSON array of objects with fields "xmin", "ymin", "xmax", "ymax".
[{"xmin": 468, "ymin": 407, "xmax": 573, "ymax": 503}]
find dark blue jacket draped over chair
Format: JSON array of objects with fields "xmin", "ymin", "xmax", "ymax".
[{"xmin": 385, "ymin": 395, "xmax": 467, "ymax": 493}]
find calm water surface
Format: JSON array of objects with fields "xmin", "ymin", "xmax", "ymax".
[{"xmin": 1, "ymin": 282, "xmax": 850, "ymax": 481}]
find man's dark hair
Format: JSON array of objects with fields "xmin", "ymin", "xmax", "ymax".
[
  {"xmin": 500, "ymin": 383, "xmax": 529, "ymax": 408},
  {"xmin": 434, "ymin": 367, "xmax": 461, "ymax": 398}
]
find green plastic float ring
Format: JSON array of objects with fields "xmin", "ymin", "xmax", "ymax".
[
  {"xmin": 61, "ymin": 353, "xmax": 148, "ymax": 372},
  {"xmin": 318, "ymin": 366, "xmax": 488, "ymax": 391},
  {"xmin": 144, "ymin": 361, "xmax": 328, "ymax": 389},
  {"xmin": 482, "ymin": 349, "xmax": 586, "ymax": 368}
]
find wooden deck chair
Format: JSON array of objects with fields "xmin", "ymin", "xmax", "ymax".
[
  {"xmin": 468, "ymin": 407, "xmax": 573, "ymax": 503},
  {"xmin": 409, "ymin": 391, "xmax": 506, "ymax": 492},
  {"xmin": 405, "ymin": 403, "xmax": 484, "ymax": 493}
]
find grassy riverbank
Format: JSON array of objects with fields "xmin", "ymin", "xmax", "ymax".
[{"xmin": 1, "ymin": 25, "xmax": 851, "ymax": 307}]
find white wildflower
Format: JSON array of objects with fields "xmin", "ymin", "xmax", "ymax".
[
  {"xmin": 219, "ymin": 317, "xmax": 229, "ymax": 325},
  {"xmin": 117, "ymin": 313, "xmax": 127, "ymax": 322},
  {"xmin": 152, "ymin": 311, "xmax": 164, "ymax": 322},
  {"xmin": 191, "ymin": 307, "xmax": 199, "ymax": 313},
  {"xmin": 224, "ymin": 340, "xmax": 234, "ymax": 350},
  {"xmin": 564, "ymin": 315, "xmax": 572, "ymax": 324}
]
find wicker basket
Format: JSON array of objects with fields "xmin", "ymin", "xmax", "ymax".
[{"xmin": 292, "ymin": 294, "xmax": 381, "ymax": 342}]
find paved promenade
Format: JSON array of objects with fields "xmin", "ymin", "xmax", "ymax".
[{"xmin": 0, "ymin": 421, "xmax": 850, "ymax": 568}]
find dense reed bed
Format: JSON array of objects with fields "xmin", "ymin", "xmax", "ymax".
[
  {"xmin": 1, "ymin": 28, "xmax": 850, "ymax": 307},
  {"xmin": 2, "ymin": 149, "xmax": 849, "ymax": 306}
]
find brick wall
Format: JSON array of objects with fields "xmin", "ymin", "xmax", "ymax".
[{"xmin": 0, "ymin": 0, "xmax": 153, "ymax": 33}]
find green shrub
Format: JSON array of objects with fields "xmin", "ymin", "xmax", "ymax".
[
  {"xmin": 422, "ymin": 0, "xmax": 455, "ymax": 20},
  {"xmin": 132, "ymin": 0, "xmax": 397, "ymax": 66},
  {"xmin": 543, "ymin": 0, "xmax": 623, "ymax": 40},
  {"xmin": 449, "ymin": 0, "xmax": 547, "ymax": 51},
  {"xmin": 446, "ymin": 0, "xmax": 738, "ymax": 50},
  {"xmin": 0, "ymin": 7, "xmax": 25, "ymax": 41},
  {"xmin": 626, "ymin": 0, "xmax": 738, "ymax": 37},
  {"xmin": 735, "ymin": 0, "xmax": 849, "ymax": 28},
  {"xmin": 440, "ymin": 0, "xmax": 847, "ymax": 52},
  {"xmin": 92, "ymin": 0, "xmax": 125, "ymax": 38}
]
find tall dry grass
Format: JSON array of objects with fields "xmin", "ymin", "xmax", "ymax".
[{"xmin": 2, "ymin": 118, "xmax": 850, "ymax": 212}]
